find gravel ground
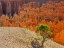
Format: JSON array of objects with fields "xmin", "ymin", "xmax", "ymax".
[{"xmin": 0, "ymin": 27, "xmax": 64, "ymax": 48}]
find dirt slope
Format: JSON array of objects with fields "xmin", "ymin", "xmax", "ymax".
[{"xmin": 0, "ymin": 27, "xmax": 64, "ymax": 48}]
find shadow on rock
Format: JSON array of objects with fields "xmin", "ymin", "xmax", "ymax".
[{"xmin": 31, "ymin": 39, "xmax": 43, "ymax": 48}]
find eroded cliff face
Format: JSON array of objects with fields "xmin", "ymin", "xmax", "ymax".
[
  {"xmin": 0, "ymin": 0, "xmax": 63, "ymax": 16},
  {"xmin": 0, "ymin": 0, "xmax": 25, "ymax": 16}
]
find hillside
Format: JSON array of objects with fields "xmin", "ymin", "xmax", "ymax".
[{"xmin": 0, "ymin": 27, "xmax": 64, "ymax": 48}]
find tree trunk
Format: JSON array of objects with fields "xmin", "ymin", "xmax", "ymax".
[{"xmin": 42, "ymin": 36, "xmax": 46, "ymax": 45}]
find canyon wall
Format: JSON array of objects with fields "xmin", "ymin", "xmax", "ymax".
[{"xmin": 0, "ymin": 0, "xmax": 63, "ymax": 16}]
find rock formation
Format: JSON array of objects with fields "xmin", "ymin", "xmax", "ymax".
[
  {"xmin": 0, "ymin": 0, "xmax": 63, "ymax": 16},
  {"xmin": 6, "ymin": 2, "xmax": 11, "ymax": 16},
  {"xmin": 0, "ymin": 2, "xmax": 2, "ymax": 16}
]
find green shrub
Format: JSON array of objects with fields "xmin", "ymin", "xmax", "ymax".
[{"xmin": 36, "ymin": 24, "xmax": 52, "ymax": 45}]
